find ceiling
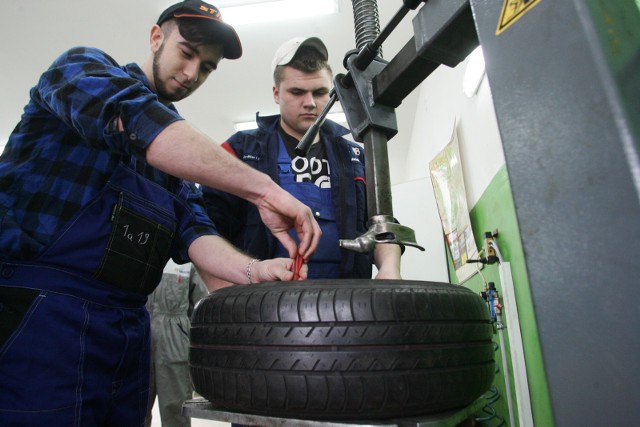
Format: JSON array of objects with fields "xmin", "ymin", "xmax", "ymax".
[{"xmin": 1, "ymin": 0, "xmax": 422, "ymax": 173}]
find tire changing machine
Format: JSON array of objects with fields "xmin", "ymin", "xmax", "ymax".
[{"xmin": 184, "ymin": 0, "xmax": 640, "ymax": 425}]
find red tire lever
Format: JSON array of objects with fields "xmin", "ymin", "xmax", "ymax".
[{"xmin": 293, "ymin": 255, "xmax": 303, "ymax": 280}]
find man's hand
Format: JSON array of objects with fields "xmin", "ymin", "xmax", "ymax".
[
  {"xmin": 189, "ymin": 235, "xmax": 309, "ymax": 293},
  {"xmin": 250, "ymin": 258, "xmax": 309, "ymax": 283},
  {"xmin": 255, "ymin": 186, "xmax": 322, "ymax": 260},
  {"xmin": 194, "ymin": 257, "xmax": 308, "ymax": 292}
]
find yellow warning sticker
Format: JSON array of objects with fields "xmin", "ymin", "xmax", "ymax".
[{"xmin": 496, "ymin": 0, "xmax": 542, "ymax": 35}]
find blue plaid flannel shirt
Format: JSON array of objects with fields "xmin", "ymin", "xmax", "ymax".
[{"xmin": 0, "ymin": 46, "xmax": 218, "ymax": 262}]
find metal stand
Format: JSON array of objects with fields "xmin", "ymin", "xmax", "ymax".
[
  {"xmin": 316, "ymin": 0, "xmax": 477, "ymax": 255},
  {"xmin": 305, "ymin": 0, "xmax": 640, "ymax": 424},
  {"xmin": 189, "ymin": 1, "xmax": 640, "ymax": 425},
  {"xmin": 182, "ymin": 397, "xmax": 484, "ymax": 427}
]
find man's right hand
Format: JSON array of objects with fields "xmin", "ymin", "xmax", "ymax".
[{"xmin": 255, "ymin": 185, "xmax": 321, "ymax": 260}]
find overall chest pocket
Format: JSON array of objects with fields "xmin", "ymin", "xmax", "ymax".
[
  {"xmin": 295, "ymin": 183, "xmax": 340, "ymax": 263},
  {"xmin": 95, "ymin": 193, "xmax": 175, "ymax": 294}
]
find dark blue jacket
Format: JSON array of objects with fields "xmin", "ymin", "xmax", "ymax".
[{"xmin": 202, "ymin": 114, "xmax": 373, "ymax": 278}]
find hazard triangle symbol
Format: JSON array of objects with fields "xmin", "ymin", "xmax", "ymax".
[{"xmin": 496, "ymin": 0, "xmax": 541, "ymax": 35}]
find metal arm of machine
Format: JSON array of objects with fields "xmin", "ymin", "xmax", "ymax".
[
  {"xmin": 299, "ymin": 0, "xmax": 479, "ymax": 254},
  {"xmin": 334, "ymin": 47, "xmax": 424, "ymax": 253},
  {"xmin": 340, "ymin": 214, "xmax": 426, "ymax": 252},
  {"xmin": 294, "ymin": 0, "xmax": 420, "ymax": 156},
  {"xmin": 374, "ymin": 0, "xmax": 478, "ymax": 107}
]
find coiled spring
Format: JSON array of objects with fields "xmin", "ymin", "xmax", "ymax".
[{"xmin": 351, "ymin": 0, "xmax": 382, "ymax": 57}]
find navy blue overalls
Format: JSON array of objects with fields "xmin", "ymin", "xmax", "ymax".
[
  {"xmin": 273, "ymin": 136, "xmax": 341, "ymax": 278},
  {"xmin": 0, "ymin": 159, "xmax": 188, "ymax": 426}
]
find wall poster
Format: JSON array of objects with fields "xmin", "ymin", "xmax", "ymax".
[{"xmin": 429, "ymin": 125, "xmax": 480, "ymax": 283}]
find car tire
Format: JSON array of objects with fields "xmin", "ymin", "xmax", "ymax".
[{"xmin": 189, "ymin": 279, "xmax": 495, "ymax": 421}]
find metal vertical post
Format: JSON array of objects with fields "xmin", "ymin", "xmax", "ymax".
[
  {"xmin": 350, "ymin": 0, "xmax": 394, "ymax": 220},
  {"xmin": 362, "ymin": 130, "xmax": 393, "ymax": 217}
]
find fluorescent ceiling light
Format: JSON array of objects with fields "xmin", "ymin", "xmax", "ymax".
[
  {"xmin": 234, "ymin": 120, "xmax": 259, "ymax": 131},
  {"xmin": 219, "ymin": 0, "xmax": 338, "ymax": 26}
]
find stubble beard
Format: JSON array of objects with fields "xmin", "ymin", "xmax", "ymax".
[{"xmin": 152, "ymin": 43, "xmax": 188, "ymax": 104}]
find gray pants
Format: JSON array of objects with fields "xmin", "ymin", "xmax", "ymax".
[{"xmin": 145, "ymin": 267, "xmax": 207, "ymax": 427}]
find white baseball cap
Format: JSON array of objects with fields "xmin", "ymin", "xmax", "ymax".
[{"xmin": 271, "ymin": 37, "xmax": 328, "ymax": 74}]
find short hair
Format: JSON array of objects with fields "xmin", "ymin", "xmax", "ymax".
[
  {"xmin": 161, "ymin": 18, "xmax": 224, "ymax": 47},
  {"xmin": 273, "ymin": 46, "xmax": 333, "ymax": 86}
]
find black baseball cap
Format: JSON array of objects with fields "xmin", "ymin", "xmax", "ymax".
[{"xmin": 157, "ymin": 0, "xmax": 242, "ymax": 59}]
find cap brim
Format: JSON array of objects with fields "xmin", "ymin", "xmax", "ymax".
[
  {"xmin": 171, "ymin": 14, "xmax": 242, "ymax": 59},
  {"xmin": 204, "ymin": 18, "xmax": 242, "ymax": 59}
]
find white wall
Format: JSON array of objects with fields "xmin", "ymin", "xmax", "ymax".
[
  {"xmin": 391, "ymin": 178, "xmax": 448, "ymax": 282},
  {"xmin": 391, "ymin": 50, "xmax": 506, "ymax": 281},
  {"xmin": 401, "ymin": 51, "xmax": 504, "ymax": 206}
]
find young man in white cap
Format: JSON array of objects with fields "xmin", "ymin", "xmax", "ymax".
[
  {"xmin": 201, "ymin": 37, "xmax": 402, "ymax": 285},
  {"xmin": 0, "ymin": 2, "xmax": 321, "ymax": 426}
]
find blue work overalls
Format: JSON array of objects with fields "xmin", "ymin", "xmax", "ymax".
[
  {"xmin": 0, "ymin": 160, "xmax": 186, "ymax": 426},
  {"xmin": 273, "ymin": 136, "xmax": 341, "ymax": 278}
]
